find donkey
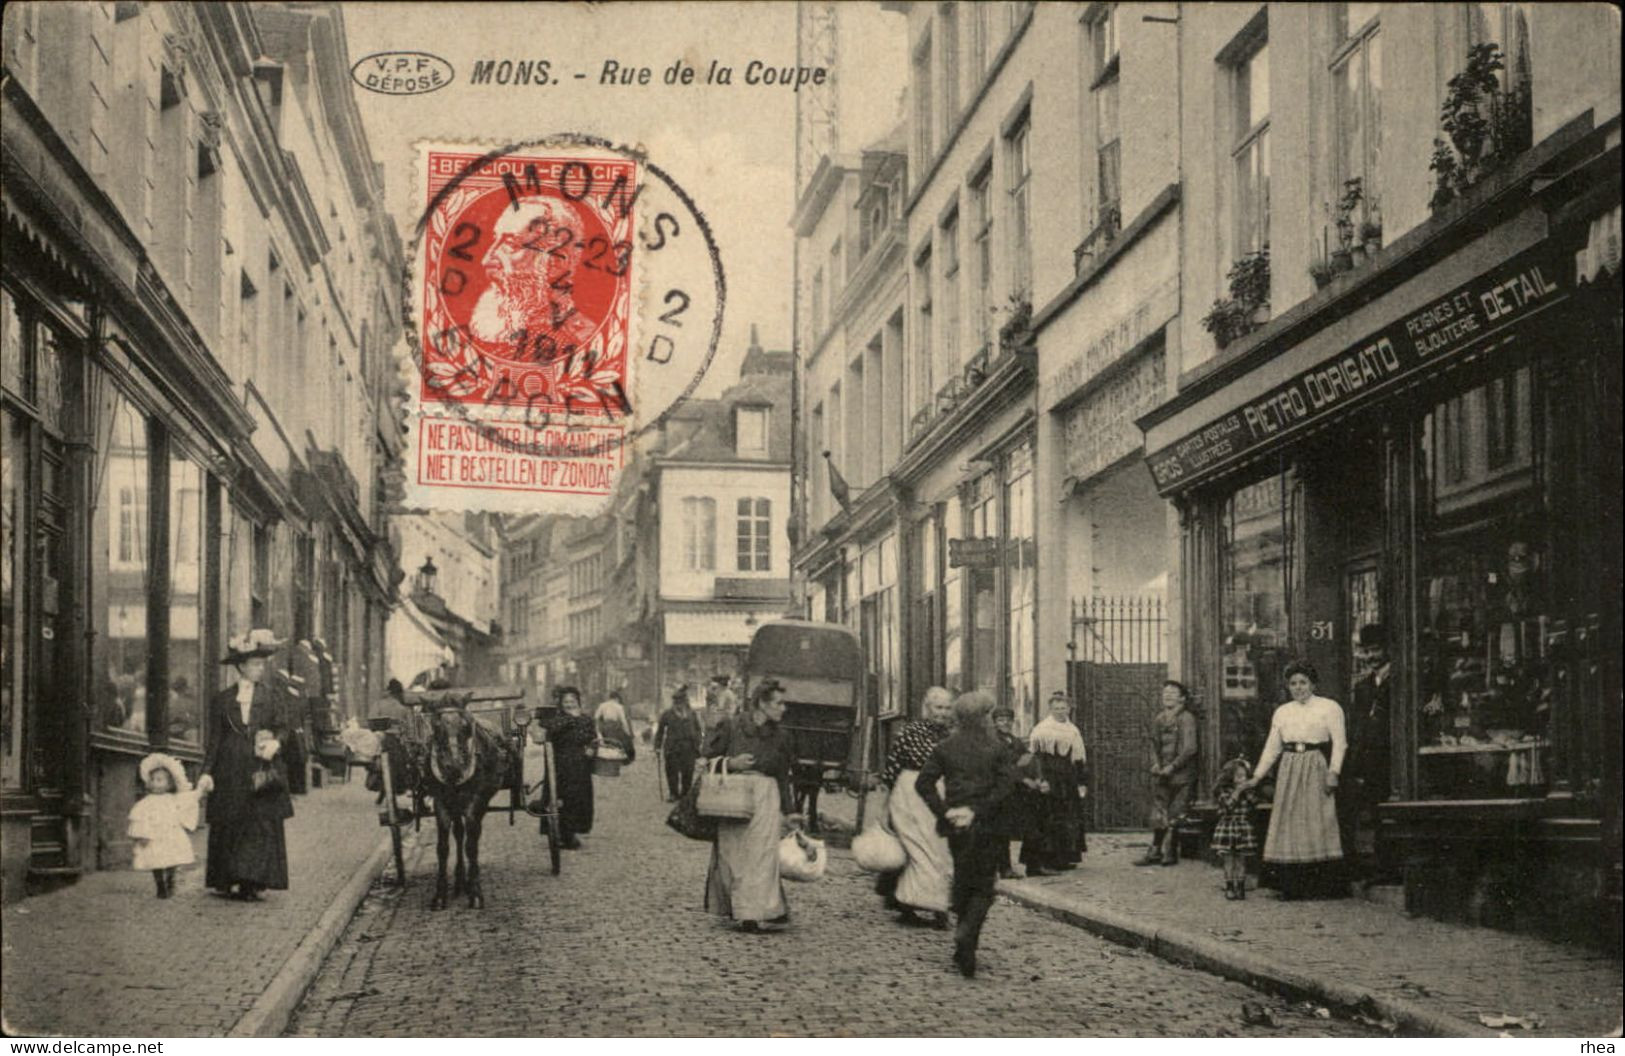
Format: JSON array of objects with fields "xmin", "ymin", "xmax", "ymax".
[{"xmin": 421, "ymin": 700, "xmax": 517, "ymax": 909}]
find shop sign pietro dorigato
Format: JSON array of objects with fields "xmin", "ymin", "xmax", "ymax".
[{"xmin": 1145, "ymin": 241, "xmax": 1568, "ymax": 494}]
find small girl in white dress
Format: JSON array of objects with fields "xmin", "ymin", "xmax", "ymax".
[{"xmin": 129, "ymin": 753, "xmax": 200, "ymax": 898}]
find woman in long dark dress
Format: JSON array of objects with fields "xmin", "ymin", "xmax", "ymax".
[
  {"xmin": 541, "ymin": 685, "xmax": 597, "ymax": 849},
  {"xmin": 1020, "ymin": 692, "xmax": 1089, "ymax": 876},
  {"xmin": 198, "ymin": 631, "xmax": 293, "ymax": 901}
]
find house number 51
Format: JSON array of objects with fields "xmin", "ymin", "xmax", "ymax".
[{"xmin": 1310, "ymin": 620, "xmax": 1334, "ymax": 641}]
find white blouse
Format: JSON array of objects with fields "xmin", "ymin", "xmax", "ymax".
[
  {"xmin": 236, "ymin": 681, "xmax": 256, "ymax": 726},
  {"xmin": 1252, "ymin": 695, "xmax": 1347, "ymax": 779}
]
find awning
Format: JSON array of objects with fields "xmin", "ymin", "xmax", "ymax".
[
  {"xmin": 386, "ymin": 595, "xmax": 455, "ymax": 684},
  {"xmin": 662, "ymin": 610, "xmax": 764, "ymax": 647},
  {"xmin": 1140, "ymin": 223, "xmax": 1567, "ymax": 497}
]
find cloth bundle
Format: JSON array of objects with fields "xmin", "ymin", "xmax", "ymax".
[
  {"xmin": 778, "ymin": 830, "xmax": 827, "ymax": 882},
  {"xmin": 665, "ymin": 776, "xmax": 718, "ymax": 842},
  {"xmin": 851, "ymin": 818, "xmax": 908, "ymax": 873}
]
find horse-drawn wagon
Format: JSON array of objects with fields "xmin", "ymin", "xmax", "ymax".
[{"xmin": 369, "ymin": 685, "xmax": 564, "ymax": 908}]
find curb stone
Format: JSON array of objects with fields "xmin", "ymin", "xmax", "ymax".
[
  {"xmin": 996, "ymin": 879, "xmax": 1498, "ymax": 1039},
  {"xmin": 229, "ymin": 826, "xmax": 412, "ymax": 1037}
]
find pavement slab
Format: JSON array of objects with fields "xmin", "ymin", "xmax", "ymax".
[
  {"xmin": 1, "ymin": 780, "xmax": 385, "ymax": 1037},
  {"xmin": 818, "ymin": 793, "xmax": 1624, "ymax": 1039}
]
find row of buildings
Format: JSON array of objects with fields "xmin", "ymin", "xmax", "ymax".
[
  {"xmin": 793, "ymin": 1, "xmax": 1619, "ymax": 946},
  {"xmin": 494, "ymin": 334, "xmax": 797, "ymax": 717},
  {"xmin": 1, "ymin": 2, "xmax": 409, "ymax": 899}
]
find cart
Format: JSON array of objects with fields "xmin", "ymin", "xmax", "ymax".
[
  {"xmin": 375, "ymin": 685, "xmax": 563, "ymax": 884},
  {"xmin": 742, "ymin": 621, "xmax": 866, "ymax": 833}
]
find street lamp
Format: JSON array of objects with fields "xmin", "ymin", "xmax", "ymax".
[{"xmin": 415, "ymin": 556, "xmax": 439, "ymax": 597}]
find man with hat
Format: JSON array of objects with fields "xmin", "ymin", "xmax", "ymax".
[
  {"xmin": 198, "ymin": 629, "xmax": 294, "ymax": 901},
  {"xmin": 1343, "ymin": 624, "xmax": 1393, "ymax": 876},
  {"xmin": 654, "ymin": 684, "xmax": 704, "ymax": 801}
]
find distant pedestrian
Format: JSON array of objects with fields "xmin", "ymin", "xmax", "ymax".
[
  {"xmin": 1210, "ymin": 756, "xmax": 1259, "ymax": 900},
  {"xmin": 878, "ymin": 686, "xmax": 954, "ymax": 929},
  {"xmin": 916, "ymin": 690, "xmax": 1029, "ymax": 978},
  {"xmin": 655, "ymin": 685, "xmax": 704, "ymax": 801},
  {"xmin": 128, "ymin": 753, "xmax": 200, "ymax": 899},
  {"xmin": 537, "ymin": 686, "xmax": 596, "ymax": 849},
  {"xmin": 197, "ymin": 629, "xmax": 293, "ymax": 901},
  {"xmin": 1241, "ymin": 661, "xmax": 1347, "ymax": 899},
  {"xmin": 704, "ymin": 678, "xmax": 799, "ymax": 933},
  {"xmin": 1020, "ymin": 692, "xmax": 1089, "ymax": 876},
  {"xmin": 1139, "ymin": 680, "xmax": 1199, "ymax": 867},
  {"xmin": 595, "ymin": 689, "xmax": 636, "ymax": 763},
  {"xmin": 990, "ymin": 707, "xmax": 1027, "ymax": 879}
]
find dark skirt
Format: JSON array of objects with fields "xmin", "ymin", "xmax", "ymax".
[
  {"xmin": 552, "ymin": 758, "xmax": 595, "ymax": 837},
  {"xmin": 206, "ymin": 817, "xmax": 289, "ymax": 890}
]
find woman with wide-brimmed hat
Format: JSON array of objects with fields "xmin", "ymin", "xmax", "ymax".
[{"xmin": 196, "ymin": 629, "xmax": 293, "ymax": 901}]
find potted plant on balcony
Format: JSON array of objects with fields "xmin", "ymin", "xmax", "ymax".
[
  {"xmin": 1231, "ymin": 246, "xmax": 1272, "ymax": 327},
  {"xmin": 1308, "ymin": 252, "xmax": 1334, "ymax": 291},
  {"xmin": 997, "ymin": 295, "xmax": 1035, "ymax": 357},
  {"xmin": 1200, "ymin": 297, "xmax": 1246, "ymax": 351},
  {"xmin": 1339, "ymin": 178, "xmax": 1368, "ymax": 267},
  {"xmin": 1429, "ymin": 43, "xmax": 1532, "ymax": 213},
  {"xmin": 1360, "ymin": 199, "xmax": 1384, "ymax": 257}
]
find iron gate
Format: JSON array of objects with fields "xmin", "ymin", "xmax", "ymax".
[{"xmin": 1067, "ymin": 595, "xmax": 1167, "ymax": 831}]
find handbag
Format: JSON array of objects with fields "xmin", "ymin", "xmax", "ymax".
[
  {"xmin": 664, "ymin": 777, "xmax": 718, "ymax": 842},
  {"xmin": 250, "ymin": 761, "xmax": 285, "ymax": 797},
  {"xmin": 695, "ymin": 757, "xmax": 756, "ymax": 820}
]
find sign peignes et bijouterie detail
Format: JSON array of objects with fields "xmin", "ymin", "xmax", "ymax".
[{"xmin": 1145, "ymin": 241, "xmax": 1569, "ymax": 495}]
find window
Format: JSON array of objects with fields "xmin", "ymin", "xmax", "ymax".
[
  {"xmin": 970, "ymin": 167, "xmax": 993, "ymax": 353},
  {"xmin": 857, "ymin": 535, "xmax": 900, "ymax": 716},
  {"xmin": 1, "ymin": 407, "xmax": 25, "ymax": 785},
  {"xmin": 966, "ymin": 471, "xmax": 1000, "ymax": 697},
  {"xmin": 811, "ymin": 268, "xmax": 825, "ymax": 341},
  {"xmin": 167, "ymin": 453, "xmax": 205, "ymax": 745},
  {"xmin": 915, "ymin": 246, "xmax": 934, "ymax": 410},
  {"xmin": 1005, "ymin": 115, "xmax": 1033, "ymax": 297},
  {"xmin": 1231, "ymin": 37, "xmax": 1271, "ymax": 257},
  {"xmin": 681, "ymin": 496, "xmax": 716, "ymax": 571},
  {"xmin": 940, "ymin": 3, "xmax": 961, "ymax": 134},
  {"xmin": 736, "ymin": 498, "xmax": 771, "ymax": 572},
  {"xmin": 1220, "ymin": 470, "xmax": 1293, "ymax": 762},
  {"xmin": 1458, "ymin": 3, "xmax": 1533, "ymax": 155},
  {"xmin": 1090, "ymin": 5, "xmax": 1122, "ymax": 227},
  {"xmin": 99, "ymin": 388, "xmax": 151, "ymax": 733},
  {"xmin": 913, "ymin": 29, "xmax": 935, "ymax": 167},
  {"xmin": 942, "ymin": 493, "xmax": 964, "ymax": 692},
  {"xmin": 1331, "ymin": 4, "xmax": 1382, "ymax": 226},
  {"xmin": 969, "ymin": 2, "xmax": 990, "ymax": 86},
  {"xmin": 1417, "ymin": 367, "xmax": 1547, "ymax": 798},
  {"xmin": 828, "ymin": 239, "xmax": 843, "ymax": 310},
  {"xmin": 1005, "ymin": 442, "xmax": 1036, "ymax": 724},
  {"xmin": 736, "ymin": 406, "xmax": 769, "ymax": 458},
  {"xmin": 940, "ymin": 208, "xmax": 961, "ymax": 381}
]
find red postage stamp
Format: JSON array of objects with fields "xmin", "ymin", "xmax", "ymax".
[
  {"xmin": 411, "ymin": 148, "xmax": 637, "ymax": 506},
  {"xmin": 419, "ymin": 149, "xmax": 635, "ymax": 412}
]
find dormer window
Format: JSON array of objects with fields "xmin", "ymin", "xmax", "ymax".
[{"xmin": 737, "ymin": 406, "xmax": 769, "ymax": 458}]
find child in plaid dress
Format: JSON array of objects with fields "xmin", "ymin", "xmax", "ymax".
[{"xmin": 1211, "ymin": 756, "xmax": 1258, "ymax": 900}]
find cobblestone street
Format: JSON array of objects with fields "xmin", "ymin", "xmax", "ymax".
[{"xmin": 289, "ymin": 762, "xmax": 1382, "ymax": 1038}]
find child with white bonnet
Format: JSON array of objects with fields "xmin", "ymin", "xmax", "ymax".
[{"xmin": 128, "ymin": 752, "xmax": 201, "ymax": 898}]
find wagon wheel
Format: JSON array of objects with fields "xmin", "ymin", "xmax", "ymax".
[
  {"xmin": 378, "ymin": 747, "xmax": 408, "ymax": 888},
  {"xmin": 542, "ymin": 738, "xmax": 562, "ymax": 876}
]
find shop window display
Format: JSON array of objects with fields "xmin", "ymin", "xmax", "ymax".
[
  {"xmin": 167, "ymin": 454, "xmax": 205, "ymax": 746},
  {"xmin": 1417, "ymin": 368, "xmax": 1548, "ymax": 798},
  {"xmin": 1219, "ymin": 470, "xmax": 1293, "ymax": 763},
  {"xmin": 95, "ymin": 387, "xmax": 151, "ymax": 733}
]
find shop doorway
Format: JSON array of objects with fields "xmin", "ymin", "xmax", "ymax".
[{"xmin": 1068, "ymin": 595, "xmax": 1167, "ymax": 830}]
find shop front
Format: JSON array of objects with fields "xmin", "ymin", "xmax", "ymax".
[{"xmin": 1140, "ymin": 125, "xmax": 1621, "ymax": 948}]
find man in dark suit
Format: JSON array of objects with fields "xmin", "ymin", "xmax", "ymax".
[{"xmin": 1343, "ymin": 624, "xmax": 1393, "ymax": 878}]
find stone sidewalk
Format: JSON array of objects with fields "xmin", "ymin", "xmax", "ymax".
[
  {"xmin": 1, "ymin": 780, "xmax": 387, "ymax": 1037},
  {"xmin": 818, "ymin": 790, "xmax": 1623, "ymax": 1038}
]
